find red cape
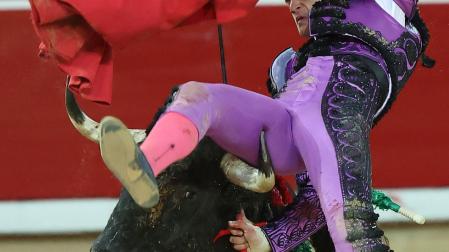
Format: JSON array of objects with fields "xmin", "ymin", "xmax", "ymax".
[{"xmin": 30, "ymin": 0, "xmax": 258, "ymax": 104}]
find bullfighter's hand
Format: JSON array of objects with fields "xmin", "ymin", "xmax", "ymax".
[{"xmin": 228, "ymin": 210, "xmax": 271, "ymax": 252}]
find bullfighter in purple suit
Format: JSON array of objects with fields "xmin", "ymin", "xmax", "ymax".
[{"xmin": 98, "ymin": 0, "xmax": 432, "ymax": 251}]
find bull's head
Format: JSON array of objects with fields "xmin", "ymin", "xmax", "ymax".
[
  {"xmin": 90, "ymin": 138, "xmax": 276, "ymax": 251},
  {"xmin": 65, "ymin": 83, "xmax": 275, "ymax": 193}
]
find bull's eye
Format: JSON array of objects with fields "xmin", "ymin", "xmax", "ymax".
[{"xmin": 185, "ymin": 191, "xmax": 195, "ymax": 199}]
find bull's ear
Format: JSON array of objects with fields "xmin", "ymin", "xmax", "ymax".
[
  {"xmin": 220, "ymin": 131, "xmax": 275, "ymax": 193},
  {"xmin": 65, "ymin": 76, "xmax": 146, "ymax": 143}
]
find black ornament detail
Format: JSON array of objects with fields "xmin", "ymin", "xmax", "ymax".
[{"xmin": 321, "ymin": 54, "xmax": 390, "ymax": 252}]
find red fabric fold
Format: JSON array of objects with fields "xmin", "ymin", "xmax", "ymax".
[{"xmin": 30, "ymin": 0, "xmax": 258, "ymax": 104}]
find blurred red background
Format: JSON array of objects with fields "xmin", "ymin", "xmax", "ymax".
[{"xmin": 0, "ymin": 4, "xmax": 447, "ymax": 200}]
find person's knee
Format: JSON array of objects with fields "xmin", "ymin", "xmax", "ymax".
[{"xmin": 173, "ymin": 81, "xmax": 210, "ymax": 105}]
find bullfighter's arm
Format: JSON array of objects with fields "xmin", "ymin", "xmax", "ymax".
[
  {"xmin": 260, "ymin": 173, "xmax": 327, "ymax": 252},
  {"xmin": 229, "ymin": 173, "xmax": 327, "ymax": 252}
]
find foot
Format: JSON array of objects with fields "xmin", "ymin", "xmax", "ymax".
[{"xmin": 99, "ymin": 116, "xmax": 159, "ymax": 209}]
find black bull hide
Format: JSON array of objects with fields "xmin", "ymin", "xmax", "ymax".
[{"xmin": 91, "ymin": 138, "xmax": 277, "ymax": 252}]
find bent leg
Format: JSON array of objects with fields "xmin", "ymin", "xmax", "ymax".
[
  {"xmin": 145, "ymin": 82, "xmax": 303, "ymax": 176},
  {"xmin": 99, "ymin": 82, "xmax": 303, "ymax": 209},
  {"xmin": 290, "ymin": 55, "xmax": 388, "ymax": 251}
]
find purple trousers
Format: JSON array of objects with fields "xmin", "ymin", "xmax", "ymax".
[{"xmin": 166, "ymin": 55, "xmax": 379, "ymax": 251}]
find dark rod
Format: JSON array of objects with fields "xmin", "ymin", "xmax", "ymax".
[{"xmin": 217, "ymin": 24, "xmax": 228, "ymax": 84}]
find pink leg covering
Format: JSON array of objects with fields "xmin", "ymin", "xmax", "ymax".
[{"xmin": 140, "ymin": 112, "xmax": 199, "ymax": 176}]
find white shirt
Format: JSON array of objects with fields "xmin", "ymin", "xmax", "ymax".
[{"xmin": 375, "ymin": 0, "xmax": 406, "ymax": 27}]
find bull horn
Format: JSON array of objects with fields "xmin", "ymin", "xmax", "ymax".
[
  {"xmin": 65, "ymin": 77, "xmax": 146, "ymax": 143},
  {"xmin": 220, "ymin": 131, "xmax": 275, "ymax": 193}
]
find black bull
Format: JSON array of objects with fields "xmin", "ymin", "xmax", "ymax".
[{"xmin": 90, "ymin": 91, "xmax": 334, "ymax": 252}]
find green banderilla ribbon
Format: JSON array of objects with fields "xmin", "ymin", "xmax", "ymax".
[
  {"xmin": 293, "ymin": 190, "xmax": 426, "ymax": 252},
  {"xmin": 293, "ymin": 240, "xmax": 313, "ymax": 252},
  {"xmin": 372, "ymin": 190, "xmax": 426, "ymax": 224}
]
